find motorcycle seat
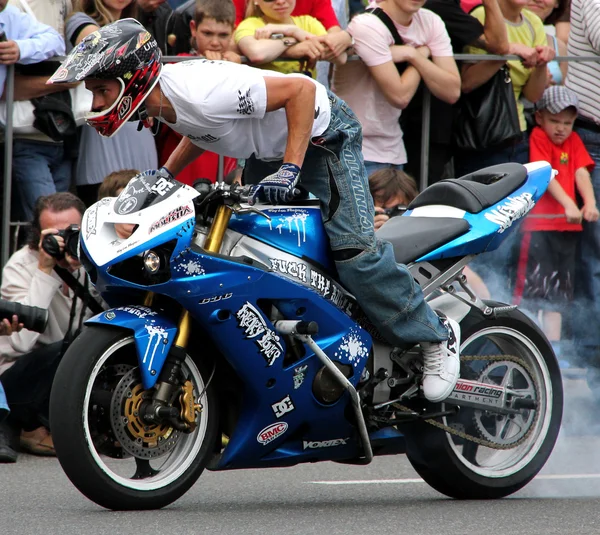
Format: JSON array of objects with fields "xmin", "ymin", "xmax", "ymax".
[
  {"xmin": 376, "ymin": 216, "xmax": 470, "ymax": 265},
  {"xmin": 408, "ymin": 163, "xmax": 528, "ymax": 214}
]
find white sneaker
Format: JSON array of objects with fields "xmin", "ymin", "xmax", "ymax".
[{"xmin": 420, "ymin": 315, "xmax": 461, "ymax": 402}]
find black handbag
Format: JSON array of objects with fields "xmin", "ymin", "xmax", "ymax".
[
  {"xmin": 31, "ymin": 90, "xmax": 78, "ymax": 143},
  {"xmin": 453, "ymin": 65, "xmax": 521, "ymax": 151}
]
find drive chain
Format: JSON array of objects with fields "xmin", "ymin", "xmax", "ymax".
[{"xmin": 392, "ymin": 354, "xmax": 541, "ymax": 450}]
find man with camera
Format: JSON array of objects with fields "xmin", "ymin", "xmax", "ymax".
[{"xmin": 0, "ymin": 192, "xmax": 98, "ymax": 463}]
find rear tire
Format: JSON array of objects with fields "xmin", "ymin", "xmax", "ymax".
[
  {"xmin": 50, "ymin": 326, "xmax": 219, "ymax": 510},
  {"xmin": 404, "ymin": 303, "xmax": 562, "ymax": 499}
]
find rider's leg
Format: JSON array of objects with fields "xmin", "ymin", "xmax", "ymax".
[{"xmin": 299, "ymin": 94, "xmax": 460, "ymax": 401}]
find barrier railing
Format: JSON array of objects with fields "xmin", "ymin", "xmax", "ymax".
[{"xmin": 2, "ymin": 53, "xmax": 599, "ymax": 268}]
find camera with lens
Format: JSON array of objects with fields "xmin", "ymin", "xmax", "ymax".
[
  {"xmin": 0, "ymin": 299, "xmax": 48, "ymax": 333},
  {"xmin": 41, "ymin": 224, "xmax": 80, "ymax": 260},
  {"xmin": 383, "ymin": 204, "xmax": 408, "ymax": 218}
]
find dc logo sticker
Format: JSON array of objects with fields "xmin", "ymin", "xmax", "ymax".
[{"xmin": 117, "ymin": 196, "xmax": 137, "ymax": 215}]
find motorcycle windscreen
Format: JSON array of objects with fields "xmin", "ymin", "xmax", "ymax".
[{"xmin": 113, "ymin": 171, "xmax": 184, "ymax": 217}]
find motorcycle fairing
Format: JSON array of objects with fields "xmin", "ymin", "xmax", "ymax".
[
  {"xmin": 228, "ymin": 204, "xmax": 334, "ymax": 273},
  {"xmin": 80, "ymin": 180, "xmax": 198, "ymax": 270},
  {"xmin": 86, "ymin": 306, "xmax": 178, "ymax": 389},
  {"xmin": 154, "ymin": 247, "xmax": 372, "ymax": 468},
  {"xmin": 403, "ymin": 161, "xmax": 553, "ymax": 262}
]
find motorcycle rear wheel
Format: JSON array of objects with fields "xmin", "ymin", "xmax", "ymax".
[
  {"xmin": 404, "ymin": 303, "xmax": 562, "ymax": 499},
  {"xmin": 49, "ymin": 325, "xmax": 219, "ymax": 510}
]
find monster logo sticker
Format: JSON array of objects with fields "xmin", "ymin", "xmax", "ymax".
[
  {"xmin": 236, "ymin": 302, "xmax": 283, "ymax": 366},
  {"xmin": 267, "ymin": 209, "xmax": 309, "ymax": 247},
  {"xmin": 334, "ymin": 327, "xmax": 369, "ymax": 367},
  {"xmin": 293, "ymin": 365, "xmax": 308, "ymax": 389},
  {"xmin": 143, "ymin": 322, "xmax": 168, "ymax": 372}
]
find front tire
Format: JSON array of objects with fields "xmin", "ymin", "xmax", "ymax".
[
  {"xmin": 404, "ymin": 303, "xmax": 563, "ymax": 499},
  {"xmin": 50, "ymin": 326, "xmax": 219, "ymax": 510}
]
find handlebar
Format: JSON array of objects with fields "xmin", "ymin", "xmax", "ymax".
[{"xmin": 192, "ymin": 181, "xmax": 302, "ymax": 207}]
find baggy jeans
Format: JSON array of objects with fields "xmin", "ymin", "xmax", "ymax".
[{"xmin": 244, "ymin": 93, "xmax": 447, "ymax": 345}]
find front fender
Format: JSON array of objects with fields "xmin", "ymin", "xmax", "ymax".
[{"xmin": 86, "ymin": 305, "xmax": 178, "ymax": 389}]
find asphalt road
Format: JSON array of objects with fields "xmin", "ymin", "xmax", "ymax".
[{"xmin": 2, "ymin": 375, "xmax": 600, "ymax": 535}]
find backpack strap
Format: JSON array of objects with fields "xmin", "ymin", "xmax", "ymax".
[{"xmin": 365, "ymin": 7, "xmax": 408, "ymax": 74}]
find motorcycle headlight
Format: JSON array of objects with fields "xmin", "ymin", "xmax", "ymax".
[{"xmin": 143, "ymin": 250, "xmax": 161, "ymax": 274}]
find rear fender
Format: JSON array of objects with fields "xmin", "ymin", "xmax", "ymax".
[{"xmin": 86, "ymin": 305, "xmax": 178, "ymax": 389}]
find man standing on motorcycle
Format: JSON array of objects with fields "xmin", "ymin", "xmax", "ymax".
[{"xmin": 49, "ymin": 19, "xmax": 461, "ymax": 403}]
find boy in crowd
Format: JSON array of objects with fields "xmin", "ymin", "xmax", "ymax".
[
  {"xmin": 369, "ymin": 168, "xmax": 418, "ymax": 231},
  {"xmin": 515, "ymin": 86, "xmax": 599, "ymax": 355},
  {"xmin": 157, "ymin": 0, "xmax": 239, "ymax": 185},
  {"xmin": 97, "ymin": 169, "xmax": 140, "ymax": 200}
]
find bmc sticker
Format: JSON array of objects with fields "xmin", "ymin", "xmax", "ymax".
[{"xmin": 257, "ymin": 422, "xmax": 288, "ymax": 445}]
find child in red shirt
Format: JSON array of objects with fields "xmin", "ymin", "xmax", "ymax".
[
  {"xmin": 158, "ymin": 0, "xmax": 240, "ymax": 185},
  {"xmin": 515, "ymin": 85, "xmax": 598, "ymax": 353}
]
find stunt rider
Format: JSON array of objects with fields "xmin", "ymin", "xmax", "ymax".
[{"xmin": 49, "ymin": 19, "xmax": 461, "ymax": 403}]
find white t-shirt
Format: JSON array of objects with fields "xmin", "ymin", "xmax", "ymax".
[
  {"xmin": 333, "ymin": 9, "xmax": 453, "ymax": 165},
  {"xmin": 158, "ymin": 60, "xmax": 331, "ymax": 161}
]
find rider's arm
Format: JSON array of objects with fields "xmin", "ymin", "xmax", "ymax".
[
  {"xmin": 164, "ymin": 137, "xmax": 205, "ymax": 177},
  {"xmin": 263, "ymin": 75, "xmax": 316, "ymax": 167}
]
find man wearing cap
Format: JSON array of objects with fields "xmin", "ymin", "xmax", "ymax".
[{"xmin": 514, "ymin": 85, "xmax": 598, "ymax": 360}]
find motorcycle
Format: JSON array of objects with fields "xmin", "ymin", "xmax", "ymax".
[{"xmin": 50, "ymin": 161, "xmax": 562, "ymax": 510}]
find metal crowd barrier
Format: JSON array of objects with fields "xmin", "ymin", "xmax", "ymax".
[{"xmin": 2, "ymin": 53, "xmax": 600, "ymax": 268}]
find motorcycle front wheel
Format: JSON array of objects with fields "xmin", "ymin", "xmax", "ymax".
[
  {"xmin": 404, "ymin": 302, "xmax": 563, "ymax": 499},
  {"xmin": 49, "ymin": 325, "xmax": 219, "ymax": 510}
]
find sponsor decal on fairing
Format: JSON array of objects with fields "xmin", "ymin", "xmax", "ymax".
[
  {"xmin": 235, "ymin": 302, "xmax": 283, "ymax": 367},
  {"xmin": 271, "ymin": 395, "xmax": 295, "ymax": 418},
  {"xmin": 257, "ymin": 422, "xmax": 288, "ymax": 445},
  {"xmin": 302, "ymin": 438, "xmax": 348, "ymax": 450}
]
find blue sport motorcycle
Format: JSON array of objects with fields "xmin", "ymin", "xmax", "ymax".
[{"xmin": 50, "ymin": 161, "xmax": 562, "ymax": 510}]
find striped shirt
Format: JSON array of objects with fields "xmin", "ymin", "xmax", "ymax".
[{"xmin": 565, "ymin": 0, "xmax": 600, "ymax": 124}]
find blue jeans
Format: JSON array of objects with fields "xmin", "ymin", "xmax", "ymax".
[
  {"xmin": 571, "ymin": 126, "xmax": 600, "ymax": 362},
  {"xmin": 12, "ymin": 139, "xmax": 72, "ymax": 221},
  {"xmin": 364, "ymin": 161, "xmax": 404, "ymax": 178},
  {"xmin": 245, "ymin": 93, "xmax": 447, "ymax": 345}
]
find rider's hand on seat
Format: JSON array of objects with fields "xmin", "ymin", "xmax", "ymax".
[{"xmin": 248, "ymin": 163, "xmax": 301, "ymax": 205}]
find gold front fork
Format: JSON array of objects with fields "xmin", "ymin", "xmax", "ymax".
[{"xmin": 174, "ymin": 204, "xmax": 233, "ymax": 350}]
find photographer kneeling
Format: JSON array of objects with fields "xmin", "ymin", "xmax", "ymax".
[{"xmin": 0, "ymin": 193, "xmax": 101, "ymax": 463}]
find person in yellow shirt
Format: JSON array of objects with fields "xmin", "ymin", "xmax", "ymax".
[{"xmin": 234, "ymin": 0, "xmax": 349, "ymax": 77}]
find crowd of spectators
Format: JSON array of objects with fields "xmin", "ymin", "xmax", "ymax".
[{"xmin": 2, "ymin": 0, "xmax": 600, "ymax": 460}]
